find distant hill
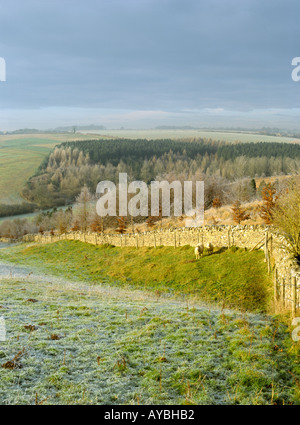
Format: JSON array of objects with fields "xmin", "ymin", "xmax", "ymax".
[
  {"xmin": 0, "ymin": 128, "xmax": 41, "ymax": 135},
  {"xmin": 53, "ymin": 124, "xmax": 107, "ymax": 132},
  {"xmin": 155, "ymin": 125, "xmax": 198, "ymax": 130}
]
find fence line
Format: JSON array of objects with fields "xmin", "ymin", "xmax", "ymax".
[{"xmin": 19, "ymin": 225, "xmax": 300, "ymax": 316}]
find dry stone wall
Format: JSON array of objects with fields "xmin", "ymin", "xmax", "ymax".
[
  {"xmin": 23, "ymin": 225, "xmax": 268, "ymax": 248},
  {"xmin": 22, "ymin": 225, "xmax": 299, "ymax": 315}
]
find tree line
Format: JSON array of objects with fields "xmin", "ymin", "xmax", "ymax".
[
  {"xmin": 22, "ymin": 138, "xmax": 300, "ymax": 209},
  {"xmin": 0, "ymin": 202, "xmax": 37, "ymax": 218}
]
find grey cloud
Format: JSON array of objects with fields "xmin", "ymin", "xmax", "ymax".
[{"xmin": 0, "ymin": 0, "xmax": 300, "ymax": 125}]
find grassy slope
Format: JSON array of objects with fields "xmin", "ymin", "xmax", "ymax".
[
  {"xmin": 0, "ymin": 241, "xmax": 299, "ymax": 404},
  {"xmin": 0, "ymin": 146, "xmax": 49, "ymax": 203},
  {"xmin": 0, "ymin": 133, "xmax": 104, "ymax": 204},
  {"xmin": 0, "ymin": 241, "xmax": 272, "ymax": 312},
  {"xmin": 0, "ymin": 277, "xmax": 297, "ymax": 405}
]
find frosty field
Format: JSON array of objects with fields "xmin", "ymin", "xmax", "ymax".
[
  {"xmin": 0, "ymin": 241, "xmax": 299, "ymax": 405},
  {"xmin": 0, "ymin": 274, "xmax": 298, "ymax": 405}
]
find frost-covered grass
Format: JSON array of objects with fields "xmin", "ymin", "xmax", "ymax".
[
  {"xmin": 0, "ymin": 241, "xmax": 272, "ymax": 312},
  {"xmin": 0, "ymin": 277, "xmax": 298, "ymax": 405}
]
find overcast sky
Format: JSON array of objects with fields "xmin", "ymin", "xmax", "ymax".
[{"xmin": 1, "ymin": 0, "xmax": 300, "ymax": 130}]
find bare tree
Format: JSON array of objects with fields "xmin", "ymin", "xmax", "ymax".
[
  {"xmin": 54, "ymin": 209, "xmax": 72, "ymax": 234},
  {"xmin": 75, "ymin": 185, "xmax": 93, "ymax": 231},
  {"xmin": 273, "ymin": 176, "xmax": 300, "ymax": 260}
]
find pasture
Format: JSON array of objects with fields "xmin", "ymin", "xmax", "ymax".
[
  {"xmin": 0, "ymin": 277, "xmax": 295, "ymax": 405},
  {"xmin": 0, "ymin": 241, "xmax": 299, "ymax": 404},
  {"xmin": 0, "ymin": 133, "xmax": 104, "ymax": 204},
  {"xmin": 81, "ymin": 129, "xmax": 300, "ymax": 143},
  {"xmin": 0, "ymin": 241, "xmax": 272, "ymax": 312}
]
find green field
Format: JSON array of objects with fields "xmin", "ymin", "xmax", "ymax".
[
  {"xmin": 0, "ymin": 133, "xmax": 104, "ymax": 204},
  {"xmin": 0, "ymin": 240, "xmax": 299, "ymax": 404},
  {"xmin": 82, "ymin": 129, "xmax": 300, "ymax": 143},
  {"xmin": 0, "ymin": 241, "xmax": 272, "ymax": 312}
]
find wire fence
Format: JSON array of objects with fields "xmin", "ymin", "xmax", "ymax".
[{"xmin": 20, "ymin": 227, "xmax": 300, "ymax": 317}]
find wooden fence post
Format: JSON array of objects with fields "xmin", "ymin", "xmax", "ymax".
[
  {"xmin": 174, "ymin": 233, "xmax": 177, "ymax": 248},
  {"xmin": 292, "ymin": 275, "xmax": 297, "ymax": 317},
  {"xmin": 265, "ymin": 232, "xmax": 270, "ymax": 274},
  {"xmin": 274, "ymin": 267, "xmax": 279, "ymax": 309},
  {"xmin": 281, "ymin": 277, "xmax": 286, "ymax": 309}
]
